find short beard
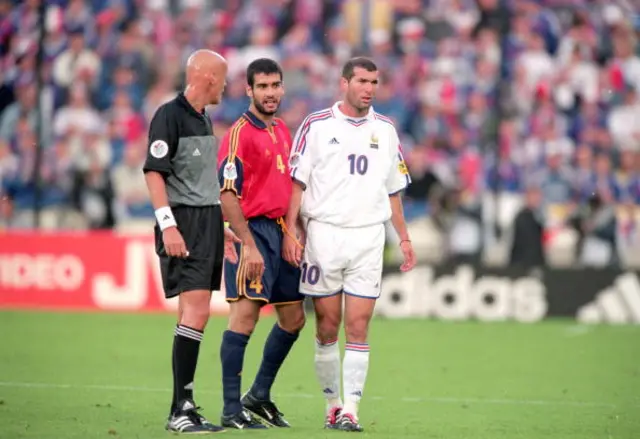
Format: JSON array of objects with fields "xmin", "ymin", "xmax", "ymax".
[
  {"xmin": 253, "ymin": 100, "xmax": 278, "ymax": 116},
  {"xmin": 348, "ymin": 97, "xmax": 369, "ymax": 116}
]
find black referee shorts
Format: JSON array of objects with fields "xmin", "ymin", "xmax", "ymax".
[{"xmin": 154, "ymin": 205, "xmax": 224, "ymax": 299}]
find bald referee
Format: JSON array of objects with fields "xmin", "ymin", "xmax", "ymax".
[{"xmin": 143, "ymin": 50, "xmax": 240, "ymax": 434}]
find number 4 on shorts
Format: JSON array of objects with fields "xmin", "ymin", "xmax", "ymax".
[{"xmin": 250, "ymin": 279, "xmax": 263, "ymax": 294}]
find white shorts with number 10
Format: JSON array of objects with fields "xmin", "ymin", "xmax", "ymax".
[{"xmin": 299, "ymin": 220, "xmax": 385, "ymax": 299}]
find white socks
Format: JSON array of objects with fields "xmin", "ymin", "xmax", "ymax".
[
  {"xmin": 314, "ymin": 339, "xmax": 370, "ymax": 420},
  {"xmin": 314, "ymin": 338, "xmax": 342, "ymax": 410},
  {"xmin": 343, "ymin": 343, "xmax": 369, "ymax": 419}
]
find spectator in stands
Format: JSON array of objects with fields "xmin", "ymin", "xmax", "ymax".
[
  {"xmin": 556, "ymin": 10, "xmax": 598, "ymax": 68},
  {"xmin": 143, "ymin": 71, "xmax": 178, "ymax": 124},
  {"xmin": 569, "ymin": 193, "xmax": 618, "ymax": 267},
  {"xmin": 608, "ymin": 86, "xmax": 640, "ymax": 150},
  {"xmin": 63, "ymin": 0, "xmax": 94, "ymax": 40},
  {"xmin": 517, "ymin": 33, "xmax": 555, "ymax": 91},
  {"xmin": 608, "ymin": 24, "xmax": 640, "ymax": 93},
  {"xmin": 537, "ymin": 148, "xmax": 574, "ymax": 206},
  {"xmin": 448, "ymin": 128, "xmax": 483, "ymax": 263},
  {"xmin": 101, "ymin": 19, "xmax": 150, "ymax": 90},
  {"xmin": 106, "ymin": 89, "xmax": 145, "ymax": 164},
  {"xmin": 53, "ymin": 84, "xmax": 102, "ymax": 145},
  {"xmin": 228, "ymin": 24, "xmax": 280, "ymax": 75},
  {"xmin": 573, "ymin": 144, "xmax": 595, "ymax": 203},
  {"xmin": 97, "ymin": 63, "xmax": 144, "ymax": 111},
  {"xmin": 0, "ymin": 0, "xmax": 639, "ymax": 268},
  {"xmin": 0, "ymin": 192, "xmax": 15, "ymax": 230},
  {"xmin": 570, "ymin": 101, "xmax": 605, "ymax": 144},
  {"xmin": 112, "ymin": 141, "xmax": 153, "ymax": 222},
  {"xmin": 211, "ymin": 71, "xmax": 248, "ymax": 126},
  {"xmin": 374, "ymin": 72, "xmax": 411, "ymax": 132},
  {"xmin": 52, "ymin": 27, "xmax": 101, "ymax": 92},
  {"xmin": 7, "ymin": 120, "xmax": 37, "ymax": 214},
  {"xmin": 0, "ymin": 81, "xmax": 40, "ymax": 142},
  {"xmin": 615, "ymin": 149, "xmax": 640, "ymax": 203},
  {"xmin": 592, "ymin": 153, "xmax": 619, "ymax": 202},
  {"xmin": 404, "ymin": 145, "xmax": 438, "ymax": 221},
  {"xmin": 71, "ymin": 156, "xmax": 115, "ymax": 230},
  {"xmin": 510, "ymin": 186, "xmax": 545, "ymax": 268},
  {"xmin": 0, "ymin": 138, "xmax": 17, "ymax": 190}
]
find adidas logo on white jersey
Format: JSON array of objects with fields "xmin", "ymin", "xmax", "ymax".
[
  {"xmin": 192, "ymin": 148, "xmax": 201, "ymax": 156},
  {"xmin": 577, "ymin": 272, "xmax": 640, "ymax": 324},
  {"xmin": 329, "ymin": 138, "xmax": 339, "ymax": 145}
]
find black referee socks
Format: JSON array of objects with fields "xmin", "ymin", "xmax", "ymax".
[{"xmin": 170, "ymin": 324, "xmax": 204, "ymax": 414}]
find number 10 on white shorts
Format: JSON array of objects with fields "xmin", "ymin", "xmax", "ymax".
[{"xmin": 299, "ymin": 220, "xmax": 385, "ymax": 299}]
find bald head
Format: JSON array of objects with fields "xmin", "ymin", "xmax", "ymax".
[
  {"xmin": 186, "ymin": 50, "xmax": 226, "ymax": 81},
  {"xmin": 184, "ymin": 50, "xmax": 228, "ymax": 107}
]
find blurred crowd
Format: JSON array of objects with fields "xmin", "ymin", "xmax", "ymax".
[{"xmin": 0, "ymin": 0, "xmax": 639, "ymax": 267}]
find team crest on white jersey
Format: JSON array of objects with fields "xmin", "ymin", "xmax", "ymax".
[{"xmin": 370, "ymin": 133, "xmax": 378, "ymax": 149}]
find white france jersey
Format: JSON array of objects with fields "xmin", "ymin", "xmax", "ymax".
[{"xmin": 289, "ymin": 101, "xmax": 411, "ymax": 228}]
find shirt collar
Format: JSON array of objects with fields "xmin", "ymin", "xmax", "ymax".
[
  {"xmin": 177, "ymin": 92, "xmax": 206, "ymax": 117},
  {"xmin": 331, "ymin": 101, "xmax": 375, "ymax": 123},
  {"xmin": 243, "ymin": 110, "xmax": 277, "ymax": 129}
]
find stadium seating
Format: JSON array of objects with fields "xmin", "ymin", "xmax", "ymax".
[{"xmin": 1, "ymin": 0, "xmax": 639, "ymax": 267}]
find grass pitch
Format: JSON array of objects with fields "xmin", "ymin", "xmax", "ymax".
[{"xmin": 0, "ymin": 310, "xmax": 639, "ymax": 439}]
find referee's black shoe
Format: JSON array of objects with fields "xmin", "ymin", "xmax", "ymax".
[
  {"xmin": 221, "ymin": 409, "xmax": 268, "ymax": 430},
  {"xmin": 241, "ymin": 392, "xmax": 290, "ymax": 428},
  {"xmin": 166, "ymin": 399, "xmax": 225, "ymax": 434}
]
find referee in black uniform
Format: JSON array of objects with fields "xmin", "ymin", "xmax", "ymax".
[{"xmin": 143, "ymin": 50, "xmax": 237, "ymax": 434}]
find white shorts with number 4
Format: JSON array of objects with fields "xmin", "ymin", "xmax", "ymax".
[{"xmin": 299, "ymin": 220, "xmax": 385, "ymax": 299}]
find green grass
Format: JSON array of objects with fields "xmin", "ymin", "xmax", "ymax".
[{"xmin": 0, "ymin": 311, "xmax": 639, "ymax": 439}]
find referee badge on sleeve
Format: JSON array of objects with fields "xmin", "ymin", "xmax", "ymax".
[
  {"xmin": 150, "ymin": 140, "xmax": 169, "ymax": 158},
  {"xmin": 223, "ymin": 162, "xmax": 238, "ymax": 180}
]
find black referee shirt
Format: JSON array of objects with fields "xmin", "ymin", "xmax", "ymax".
[{"xmin": 143, "ymin": 92, "xmax": 220, "ymax": 207}]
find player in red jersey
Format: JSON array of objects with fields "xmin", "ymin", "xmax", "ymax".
[{"xmin": 217, "ymin": 58, "xmax": 305, "ymax": 430}]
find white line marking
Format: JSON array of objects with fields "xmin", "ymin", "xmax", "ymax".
[
  {"xmin": 0, "ymin": 381, "xmax": 631, "ymax": 408},
  {"xmin": 564, "ymin": 325, "xmax": 594, "ymax": 338}
]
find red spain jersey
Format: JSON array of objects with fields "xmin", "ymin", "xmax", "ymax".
[{"xmin": 218, "ymin": 110, "xmax": 293, "ymax": 219}]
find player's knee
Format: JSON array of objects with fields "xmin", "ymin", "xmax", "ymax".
[
  {"xmin": 316, "ymin": 315, "xmax": 340, "ymax": 343},
  {"xmin": 277, "ymin": 306, "xmax": 306, "ymax": 334},
  {"xmin": 178, "ymin": 290, "xmax": 213, "ymax": 330},
  {"xmin": 180, "ymin": 305, "xmax": 210, "ymax": 331},
  {"xmin": 229, "ymin": 317, "xmax": 257, "ymax": 336},
  {"xmin": 344, "ymin": 316, "xmax": 370, "ymax": 344},
  {"xmin": 228, "ymin": 299, "xmax": 260, "ymax": 336}
]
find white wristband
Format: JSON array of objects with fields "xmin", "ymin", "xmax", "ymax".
[{"xmin": 155, "ymin": 206, "xmax": 177, "ymax": 231}]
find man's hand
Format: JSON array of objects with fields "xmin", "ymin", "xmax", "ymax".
[
  {"xmin": 243, "ymin": 242, "xmax": 265, "ymax": 281},
  {"xmin": 223, "ymin": 227, "xmax": 241, "ymax": 263},
  {"xmin": 282, "ymin": 234, "xmax": 303, "ymax": 267},
  {"xmin": 399, "ymin": 240, "xmax": 416, "ymax": 272},
  {"xmin": 163, "ymin": 227, "xmax": 188, "ymax": 258},
  {"xmin": 282, "ymin": 223, "xmax": 305, "ymax": 267}
]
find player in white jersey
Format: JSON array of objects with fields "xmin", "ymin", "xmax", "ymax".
[{"xmin": 282, "ymin": 57, "xmax": 416, "ymax": 432}]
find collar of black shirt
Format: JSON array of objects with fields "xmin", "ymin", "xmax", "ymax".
[{"xmin": 177, "ymin": 92, "xmax": 207, "ymax": 118}]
